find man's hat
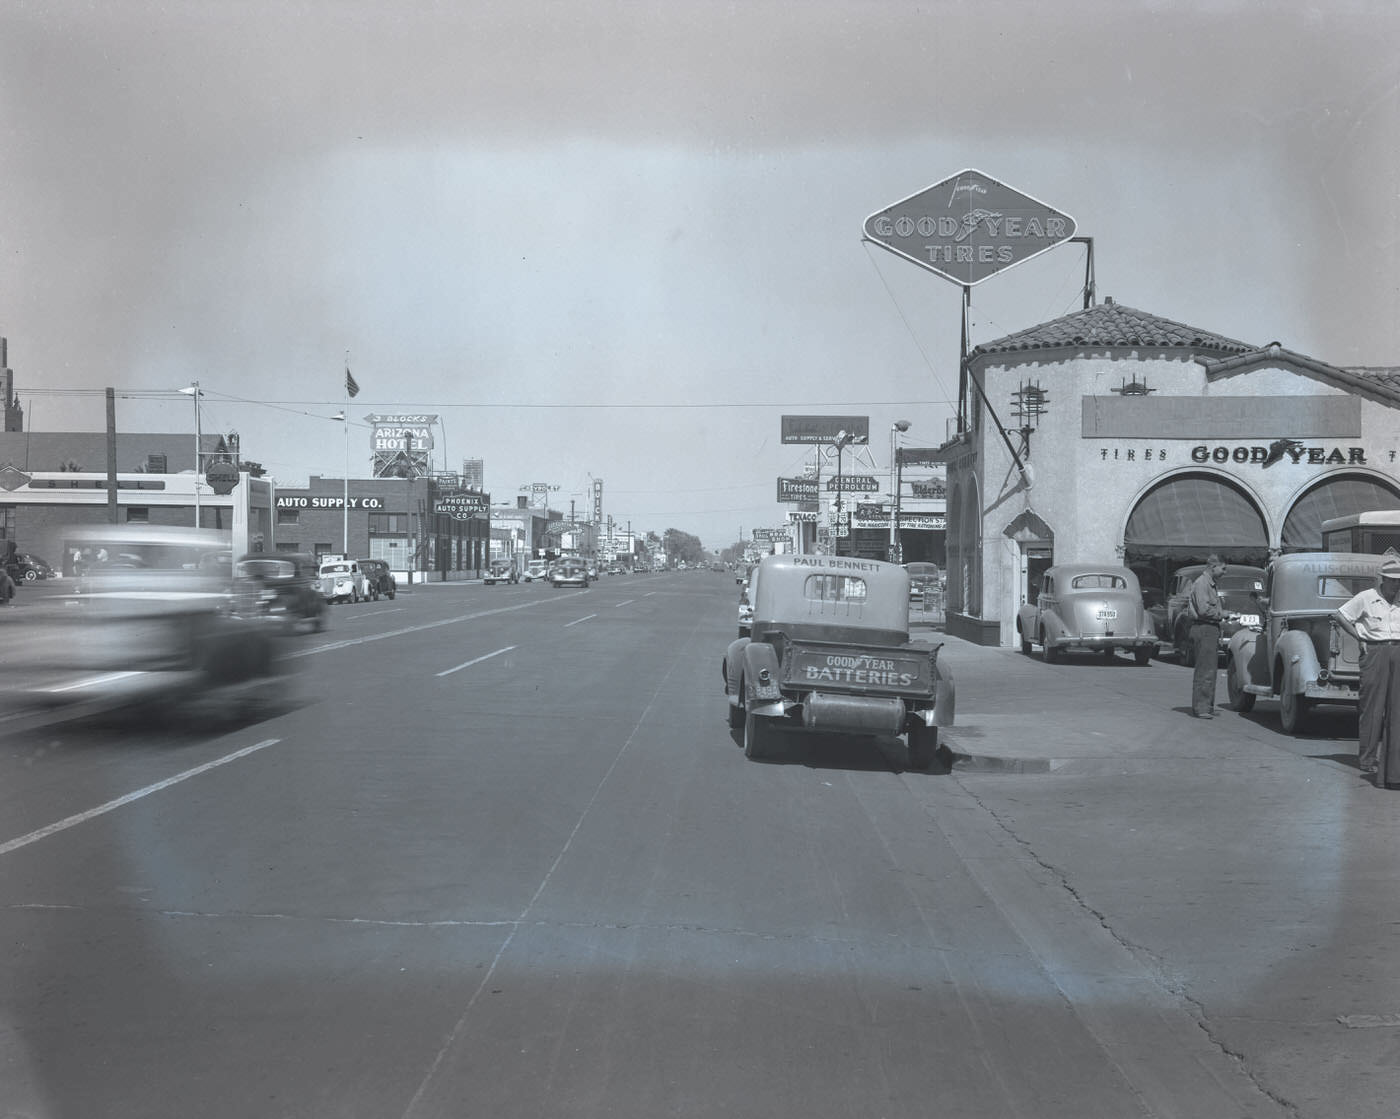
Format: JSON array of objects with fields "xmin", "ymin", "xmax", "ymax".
[{"xmin": 1380, "ymin": 556, "xmax": 1400, "ymax": 580}]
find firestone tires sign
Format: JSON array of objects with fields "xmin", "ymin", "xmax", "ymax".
[{"xmin": 863, "ymin": 169, "xmax": 1076, "ymax": 286}]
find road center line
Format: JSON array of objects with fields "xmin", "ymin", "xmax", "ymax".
[
  {"xmin": 615, "ymin": 599, "xmax": 634, "ymax": 607},
  {"xmin": 564, "ymin": 614, "xmax": 597, "ymax": 628},
  {"xmin": 436, "ymin": 646, "xmax": 516, "ymax": 677},
  {"xmin": 0, "ymin": 738, "xmax": 282, "ymax": 858}
]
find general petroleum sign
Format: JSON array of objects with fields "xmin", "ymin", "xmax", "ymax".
[{"xmin": 863, "ymin": 169, "xmax": 1076, "ymax": 287}]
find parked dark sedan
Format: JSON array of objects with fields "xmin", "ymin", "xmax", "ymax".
[
  {"xmin": 357, "ymin": 557, "xmax": 397, "ymax": 600},
  {"xmin": 6, "ymin": 552, "xmax": 55, "ymax": 582}
]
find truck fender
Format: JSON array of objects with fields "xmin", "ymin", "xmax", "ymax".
[
  {"xmin": 1226, "ymin": 628, "xmax": 1259, "ymax": 685},
  {"xmin": 722, "ymin": 637, "xmax": 750, "ymax": 697},
  {"xmin": 1274, "ymin": 629, "xmax": 1321, "ymax": 695},
  {"xmin": 739, "ymin": 641, "xmax": 784, "ymax": 709}
]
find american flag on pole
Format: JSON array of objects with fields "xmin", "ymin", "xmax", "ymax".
[{"xmin": 345, "ymin": 366, "xmax": 360, "ymax": 398}]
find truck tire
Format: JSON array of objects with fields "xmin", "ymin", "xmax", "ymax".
[
  {"xmin": 1133, "ymin": 647, "xmax": 1152, "ymax": 666},
  {"xmin": 1019, "ymin": 629, "xmax": 1032, "ymax": 656},
  {"xmin": 728, "ymin": 698, "xmax": 744, "ymax": 730},
  {"xmin": 1226, "ymin": 659, "xmax": 1253, "ymax": 712},
  {"xmin": 1279, "ymin": 685, "xmax": 1311, "ymax": 734},
  {"xmin": 744, "ymin": 709, "xmax": 775, "ymax": 760},
  {"xmin": 908, "ymin": 723, "xmax": 938, "ymax": 770}
]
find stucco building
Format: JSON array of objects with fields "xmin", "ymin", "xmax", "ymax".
[{"xmin": 941, "ymin": 299, "xmax": 1400, "ymax": 645}]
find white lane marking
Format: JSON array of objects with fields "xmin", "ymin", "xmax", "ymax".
[
  {"xmin": 48, "ymin": 671, "xmax": 145, "ymax": 694},
  {"xmin": 564, "ymin": 614, "xmax": 597, "ymax": 628},
  {"xmin": 615, "ymin": 599, "xmax": 634, "ymax": 607},
  {"xmin": 287, "ymin": 594, "xmax": 583, "ymax": 658},
  {"xmin": 0, "ymin": 738, "xmax": 282, "ymax": 858},
  {"xmin": 436, "ymin": 646, "xmax": 516, "ymax": 677}
]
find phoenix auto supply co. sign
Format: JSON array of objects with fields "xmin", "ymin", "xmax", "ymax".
[{"xmin": 863, "ymin": 169, "xmax": 1076, "ymax": 287}]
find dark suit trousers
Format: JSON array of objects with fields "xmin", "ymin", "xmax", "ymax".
[
  {"xmin": 1358, "ymin": 643, "xmax": 1400, "ymax": 781},
  {"xmin": 1190, "ymin": 623, "xmax": 1220, "ymax": 715}
]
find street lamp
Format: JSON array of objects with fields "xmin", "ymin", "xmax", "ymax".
[
  {"xmin": 832, "ymin": 429, "xmax": 854, "ymax": 557},
  {"xmin": 889, "ymin": 419, "xmax": 910, "ymax": 563},
  {"xmin": 178, "ymin": 382, "xmax": 202, "ymax": 528}
]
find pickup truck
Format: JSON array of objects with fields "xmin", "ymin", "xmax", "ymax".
[
  {"xmin": 721, "ymin": 554, "xmax": 954, "ymax": 768},
  {"xmin": 1225, "ymin": 551, "xmax": 1381, "ymax": 733}
]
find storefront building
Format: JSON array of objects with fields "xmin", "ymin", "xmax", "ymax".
[
  {"xmin": 273, "ymin": 475, "xmax": 489, "ymax": 580},
  {"xmin": 941, "ymin": 299, "xmax": 1400, "ymax": 646}
]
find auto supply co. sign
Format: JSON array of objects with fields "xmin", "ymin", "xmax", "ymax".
[{"xmin": 863, "ymin": 169, "xmax": 1076, "ymax": 286}]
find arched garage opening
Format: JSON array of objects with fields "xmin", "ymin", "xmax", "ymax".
[
  {"xmin": 1123, "ymin": 472, "xmax": 1269, "ymax": 606},
  {"xmin": 1280, "ymin": 474, "xmax": 1400, "ymax": 551}
]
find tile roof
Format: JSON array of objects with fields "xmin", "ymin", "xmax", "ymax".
[
  {"xmin": 970, "ymin": 299, "xmax": 1255, "ymax": 360},
  {"xmin": 1348, "ymin": 366, "xmax": 1400, "ymax": 394}
]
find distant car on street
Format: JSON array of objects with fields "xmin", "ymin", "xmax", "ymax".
[
  {"xmin": 357, "ymin": 558, "xmax": 397, "ymax": 600},
  {"xmin": 485, "ymin": 559, "xmax": 519, "ymax": 585},
  {"xmin": 6, "ymin": 552, "xmax": 55, "ymax": 582},
  {"xmin": 524, "ymin": 560, "xmax": 549, "ymax": 583},
  {"xmin": 550, "ymin": 557, "xmax": 590, "ymax": 588},
  {"xmin": 1016, "ymin": 563, "xmax": 1158, "ymax": 664},
  {"xmin": 318, "ymin": 557, "xmax": 367, "ymax": 604}
]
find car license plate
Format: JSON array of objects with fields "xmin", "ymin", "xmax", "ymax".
[
  {"xmin": 1096, "ymin": 609, "xmax": 1118, "ymax": 620},
  {"xmin": 1237, "ymin": 614, "xmax": 1259, "ymax": 627}
]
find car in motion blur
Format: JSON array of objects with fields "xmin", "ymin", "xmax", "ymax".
[
  {"xmin": 235, "ymin": 552, "xmax": 327, "ymax": 632},
  {"xmin": 0, "ymin": 526, "xmax": 292, "ymax": 730}
]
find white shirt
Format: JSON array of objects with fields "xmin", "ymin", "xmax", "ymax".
[{"xmin": 1338, "ymin": 587, "xmax": 1400, "ymax": 641}]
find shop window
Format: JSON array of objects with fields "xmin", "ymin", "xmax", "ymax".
[
  {"xmin": 277, "ymin": 508, "xmax": 299, "ymax": 525},
  {"xmin": 369, "ymin": 512, "xmax": 408, "ymax": 535},
  {"xmin": 276, "ymin": 541, "xmax": 299, "ymax": 553},
  {"xmin": 126, "ymin": 507, "xmax": 149, "ymax": 523}
]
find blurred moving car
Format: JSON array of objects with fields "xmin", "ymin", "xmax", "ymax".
[
  {"xmin": 6, "ymin": 552, "xmax": 55, "ymax": 582},
  {"xmin": 235, "ymin": 552, "xmax": 327, "ymax": 632},
  {"xmin": 550, "ymin": 557, "xmax": 590, "ymax": 588},
  {"xmin": 0, "ymin": 526, "xmax": 291, "ymax": 728},
  {"xmin": 1225, "ymin": 551, "xmax": 1379, "ymax": 734},
  {"xmin": 1016, "ymin": 564, "xmax": 1158, "ymax": 664},
  {"xmin": 358, "ymin": 557, "xmax": 397, "ymax": 600},
  {"xmin": 524, "ymin": 560, "xmax": 549, "ymax": 583},
  {"xmin": 1164, "ymin": 563, "xmax": 1265, "ymax": 665},
  {"xmin": 485, "ymin": 559, "xmax": 519, "ymax": 585},
  {"xmin": 318, "ymin": 557, "xmax": 367, "ymax": 603},
  {"xmin": 722, "ymin": 554, "xmax": 954, "ymax": 768}
]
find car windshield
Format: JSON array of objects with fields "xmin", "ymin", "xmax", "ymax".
[
  {"xmin": 1071, "ymin": 573, "xmax": 1127, "ymax": 590},
  {"xmin": 1218, "ymin": 574, "xmax": 1263, "ymax": 593},
  {"xmin": 321, "ymin": 563, "xmax": 350, "ymax": 574}
]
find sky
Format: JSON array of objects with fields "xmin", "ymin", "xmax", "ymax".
[{"xmin": 2, "ymin": 0, "xmax": 1398, "ymax": 550}]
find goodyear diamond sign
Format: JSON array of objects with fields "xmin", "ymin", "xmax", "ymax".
[{"xmin": 863, "ymin": 169, "xmax": 1076, "ymax": 286}]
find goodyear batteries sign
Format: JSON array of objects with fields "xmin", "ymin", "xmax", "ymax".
[{"xmin": 863, "ymin": 169, "xmax": 1076, "ymax": 287}]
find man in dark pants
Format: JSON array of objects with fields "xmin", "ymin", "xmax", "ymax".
[
  {"xmin": 1188, "ymin": 555, "xmax": 1226, "ymax": 718},
  {"xmin": 1335, "ymin": 555, "xmax": 1400, "ymax": 786}
]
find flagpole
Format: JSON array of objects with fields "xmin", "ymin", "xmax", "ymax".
[{"xmin": 343, "ymin": 356, "xmax": 351, "ymax": 554}]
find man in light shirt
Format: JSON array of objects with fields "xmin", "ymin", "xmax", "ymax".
[{"xmin": 1335, "ymin": 555, "xmax": 1400, "ymax": 786}]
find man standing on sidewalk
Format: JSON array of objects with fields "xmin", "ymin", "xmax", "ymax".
[
  {"xmin": 1188, "ymin": 555, "xmax": 1226, "ymax": 718},
  {"xmin": 1335, "ymin": 554, "xmax": 1400, "ymax": 786}
]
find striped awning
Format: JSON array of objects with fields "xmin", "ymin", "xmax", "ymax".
[{"xmin": 1124, "ymin": 475, "xmax": 1267, "ymax": 549}]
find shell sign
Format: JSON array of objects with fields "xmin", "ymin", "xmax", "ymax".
[{"xmin": 863, "ymin": 169, "xmax": 1076, "ymax": 286}]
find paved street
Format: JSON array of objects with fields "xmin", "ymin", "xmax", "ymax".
[{"xmin": 0, "ymin": 571, "xmax": 1395, "ymax": 1118}]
